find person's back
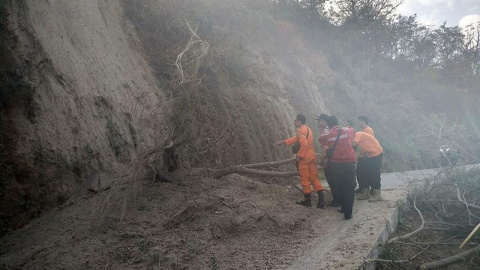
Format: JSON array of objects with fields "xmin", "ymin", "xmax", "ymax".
[
  {"xmin": 278, "ymin": 114, "xmax": 326, "ymax": 208},
  {"xmin": 320, "ymin": 126, "xmax": 356, "ymax": 163},
  {"xmin": 294, "ymin": 124, "xmax": 316, "ymax": 163},
  {"xmin": 353, "ymin": 132, "xmax": 382, "ymax": 158},
  {"xmin": 320, "ymin": 116, "xmax": 357, "ymax": 220},
  {"xmin": 353, "ymin": 131, "xmax": 384, "ymax": 201}
]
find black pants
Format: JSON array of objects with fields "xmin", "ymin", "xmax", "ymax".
[
  {"xmin": 331, "ymin": 162, "xmax": 357, "ymax": 218},
  {"xmin": 364, "ymin": 153, "xmax": 383, "ymax": 190},
  {"xmin": 356, "ymin": 158, "xmax": 368, "ymax": 189},
  {"xmin": 324, "ymin": 161, "xmax": 339, "ymax": 203}
]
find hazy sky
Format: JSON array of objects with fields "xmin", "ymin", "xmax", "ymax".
[{"xmin": 397, "ymin": 0, "xmax": 480, "ymax": 27}]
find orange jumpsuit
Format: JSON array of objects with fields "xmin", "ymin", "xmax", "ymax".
[{"xmin": 284, "ymin": 125, "xmax": 324, "ymax": 194}]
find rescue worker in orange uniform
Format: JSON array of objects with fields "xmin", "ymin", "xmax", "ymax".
[
  {"xmin": 352, "ymin": 131, "xmax": 384, "ymax": 201},
  {"xmin": 277, "ymin": 114, "xmax": 326, "ymax": 208},
  {"xmin": 355, "ymin": 116, "xmax": 375, "ymax": 194},
  {"xmin": 358, "ymin": 116, "xmax": 374, "ymax": 136}
]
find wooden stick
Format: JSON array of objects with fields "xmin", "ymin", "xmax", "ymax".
[
  {"xmin": 212, "ymin": 154, "xmax": 324, "ymax": 179},
  {"xmin": 213, "ymin": 167, "xmax": 299, "ymax": 179},
  {"xmin": 239, "ymin": 157, "xmax": 296, "ymax": 169},
  {"xmin": 460, "ymin": 223, "xmax": 480, "ymax": 248},
  {"xmin": 419, "ymin": 245, "xmax": 480, "ymax": 270}
]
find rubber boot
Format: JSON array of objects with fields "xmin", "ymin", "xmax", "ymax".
[
  {"xmin": 296, "ymin": 194, "xmax": 311, "ymax": 207},
  {"xmin": 369, "ymin": 189, "xmax": 383, "ymax": 202},
  {"xmin": 317, "ymin": 190, "xmax": 326, "ymax": 209},
  {"xmin": 356, "ymin": 188, "xmax": 371, "ymax": 200}
]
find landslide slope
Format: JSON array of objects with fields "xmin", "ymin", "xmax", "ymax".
[
  {"xmin": 0, "ymin": 0, "xmax": 168, "ymax": 232},
  {"xmin": 1, "ymin": 0, "xmax": 479, "ymax": 234}
]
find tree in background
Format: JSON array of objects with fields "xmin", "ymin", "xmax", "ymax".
[
  {"xmin": 268, "ymin": 0, "xmax": 327, "ymax": 14},
  {"xmin": 327, "ymin": 0, "xmax": 403, "ymax": 27}
]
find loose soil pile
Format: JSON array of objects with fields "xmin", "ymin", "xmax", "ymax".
[{"xmin": 0, "ymin": 171, "xmax": 338, "ymax": 270}]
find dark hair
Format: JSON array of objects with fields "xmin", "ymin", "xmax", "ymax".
[
  {"xmin": 317, "ymin": 113, "xmax": 329, "ymax": 121},
  {"xmin": 358, "ymin": 116, "xmax": 369, "ymax": 125},
  {"xmin": 296, "ymin": 114, "xmax": 306, "ymax": 124},
  {"xmin": 326, "ymin": 115, "xmax": 338, "ymax": 127}
]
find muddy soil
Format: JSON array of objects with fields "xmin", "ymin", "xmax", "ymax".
[{"xmin": 0, "ymin": 171, "xmax": 341, "ymax": 270}]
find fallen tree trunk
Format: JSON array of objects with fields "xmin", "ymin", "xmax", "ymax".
[
  {"xmin": 419, "ymin": 245, "xmax": 480, "ymax": 269},
  {"xmin": 213, "ymin": 155, "xmax": 325, "ymax": 179},
  {"xmin": 239, "ymin": 157, "xmax": 296, "ymax": 169},
  {"xmin": 213, "ymin": 167, "xmax": 299, "ymax": 179}
]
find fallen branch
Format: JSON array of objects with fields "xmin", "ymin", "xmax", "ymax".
[
  {"xmin": 364, "ymin": 258, "xmax": 409, "ymax": 264},
  {"xmin": 419, "ymin": 245, "xmax": 480, "ymax": 270},
  {"xmin": 388, "ymin": 195, "xmax": 425, "ymax": 243},
  {"xmin": 213, "ymin": 167, "xmax": 299, "ymax": 179},
  {"xmin": 410, "ymin": 245, "xmax": 431, "ymax": 260},
  {"xmin": 395, "ymin": 241, "xmax": 444, "ymax": 259},
  {"xmin": 239, "ymin": 157, "xmax": 296, "ymax": 169},
  {"xmin": 456, "ymin": 184, "xmax": 480, "ymax": 210},
  {"xmin": 212, "ymin": 152, "xmax": 329, "ymax": 178},
  {"xmin": 460, "ymin": 223, "xmax": 480, "ymax": 248},
  {"xmin": 58, "ymin": 195, "xmax": 77, "ymax": 209}
]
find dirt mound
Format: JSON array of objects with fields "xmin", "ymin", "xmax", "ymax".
[{"xmin": 0, "ymin": 172, "xmax": 328, "ymax": 270}]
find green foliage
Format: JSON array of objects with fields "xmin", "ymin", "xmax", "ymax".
[{"xmin": 327, "ymin": 0, "xmax": 402, "ymax": 26}]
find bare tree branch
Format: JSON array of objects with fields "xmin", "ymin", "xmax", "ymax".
[
  {"xmin": 456, "ymin": 184, "xmax": 480, "ymax": 210},
  {"xmin": 388, "ymin": 195, "xmax": 425, "ymax": 243},
  {"xmin": 419, "ymin": 245, "xmax": 480, "ymax": 270},
  {"xmin": 175, "ymin": 20, "xmax": 209, "ymax": 85}
]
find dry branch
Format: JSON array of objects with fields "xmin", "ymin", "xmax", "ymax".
[
  {"xmin": 212, "ymin": 155, "xmax": 325, "ymax": 178},
  {"xmin": 213, "ymin": 167, "xmax": 299, "ymax": 179},
  {"xmin": 460, "ymin": 223, "xmax": 480, "ymax": 248},
  {"xmin": 239, "ymin": 157, "xmax": 296, "ymax": 169},
  {"xmin": 419, "ymin": 245, "xmax": 480, "ymax": 270},
  {"xmin": 456, "ymin": 184, "xmax": 480, "ymax": 210},
  {"xmin": 388, "ymin": 195, "xmax": 425, "ymax": 243},
  {"xmin": 175, "ymin": 20, "xmax": 209, "ymax": 85},
  {"xmin": 364, "ymin": 258, "xmax": 409, "ymax": 264}
]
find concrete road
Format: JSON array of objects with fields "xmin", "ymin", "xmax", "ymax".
[{"xmin": 287, "ymin": 166, "xmax": 479, "ymax": 270}]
